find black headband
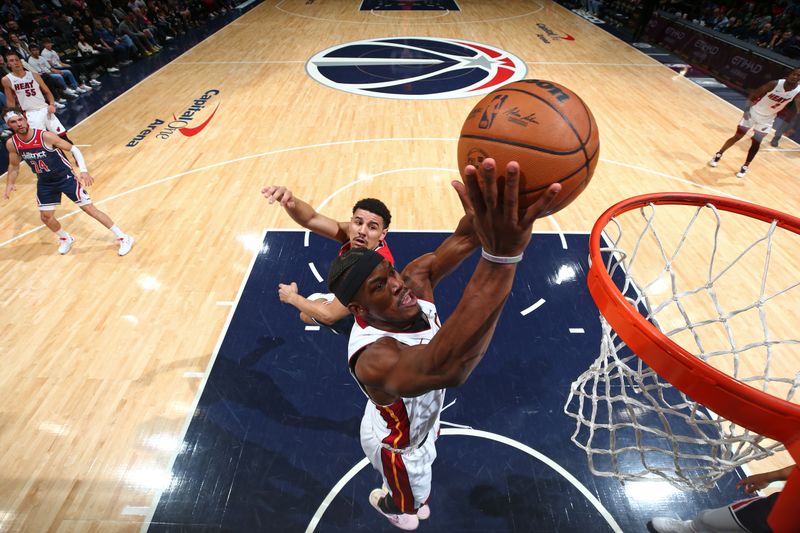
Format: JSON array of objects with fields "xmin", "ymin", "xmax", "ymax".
[{"xmin": 332, "ymin": 249, "xmax": 385, "ymax": 306}]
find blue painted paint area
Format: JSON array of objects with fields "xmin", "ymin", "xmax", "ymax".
[
  {"xmin": 148, "ymin": 230, "xmax": 745, "ymax": 532},
  {"xmin": 360, "ymin": 0, "xmax": 459, "ymax": 11}
]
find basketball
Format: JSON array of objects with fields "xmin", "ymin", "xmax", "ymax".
[{"xmin": 457, "ymin": 79, "xmax": 600, "ymax": 216}]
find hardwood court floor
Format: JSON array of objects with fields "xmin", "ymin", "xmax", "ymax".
[{"xmin": 0, "ymin": 1, "xmax": 797, "ymax": 530}]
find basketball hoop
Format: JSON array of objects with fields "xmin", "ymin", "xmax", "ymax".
[{"xmin": 564, "ymin": 193, "xmax": 800, "ymax": 533}]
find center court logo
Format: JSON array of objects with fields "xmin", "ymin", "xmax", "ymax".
[
  {"xmin": 126, "ymin": 89, "xmax": 220, "ymax": 147},
  {"xmin": 305, "ymin": 37, "xmax": 527, "ymax": 100}
]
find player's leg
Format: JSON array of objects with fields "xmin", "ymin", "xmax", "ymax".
[
  {"xmin": 736, "ymin": 121, "xmax": 770, "ymax": 178},
  {"xmin": 43, "ymin": 112, "xmax": 72, "ymax": 142},
  {"xmin": 37, "ymin": 181, "xmax": 74, "ymax": 254},
  {"xmin": 709, "ymin": 124, "xmax": 748, "ymax": 167},
  {"xmin": 61, "ymin": 175, "xmax": 135, "ymax": 255},
  {"xmin": 24, "ymin": 108, "xmax": 48, "ymax": 132}
]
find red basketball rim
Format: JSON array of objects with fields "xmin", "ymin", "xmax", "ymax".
[
  {"xmin": 587, "ymin": 192, "xmax": 800, "ymax": 445},
  {"xmin": 588, "ymin": 193, "xmax": 800, "ymax": 532}
]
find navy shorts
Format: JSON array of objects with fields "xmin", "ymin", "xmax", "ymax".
[{"xmin": 36, "ymin": 173, "xmax": 92, "ymax": 211}]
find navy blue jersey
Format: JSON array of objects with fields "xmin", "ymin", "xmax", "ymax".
[{"xmin": 11, "ymin": 129, "xmax": 74, "ymax": 181}]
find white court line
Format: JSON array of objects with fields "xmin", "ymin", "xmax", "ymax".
[
  {"xmin": 524, "ymin": 61, "xmax": 663, "ymax": 67},
  {"xmin": 174, "ymin": 60, "xmax": 305, "ymax": 64},
  {"xmin": 0, "ymin": 139, "xmax": 751, "ymax": 250},
  {"xmin": 122, "ymin": 506, "xmax": 152, "ymax": 516},
  {"xmin": 182, "ymin": 372, "xmax": 205, "ymax": 378},
  {"xmin": 569, "ymin": 327, "xmax": 585, "ymax": 334},
  {"xmin": 276, "ymin": 0, "xmax": 544, "ymax": 25},
  {"xmin": 305, "ymin": 428, "xmax": 623, "ymax": 533},
  {"xmin": 308, "ymin": 262, "xmax": 323, "ymax": 283},
  {"xmin": 520, "ymin": 298, "xmax": 546, "ymax": 316},
  {"xmin": 139, "ymin": 230, "xmax": 266, "ymax": 533},
  {"xmin": 305, "ymin": 325, "xmax": 321, "ymax": 332}
]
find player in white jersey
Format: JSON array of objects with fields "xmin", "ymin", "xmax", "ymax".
[
  {"xmin": 1, "ymin": 51, "xmax": 71, "ymax": 141},
  {"xmin": 708, "ymin": 68, "xmax": 800, "ymax": 178},
  {"xmin": 328, "ymin": 159, "xmax": 561, "ymax": 530}
]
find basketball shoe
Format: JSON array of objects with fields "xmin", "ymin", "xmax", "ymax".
[
  {"xmin": 708, "ymin": 152, "xmax": 722, "ymax": 167},
  {"xmin": 369, "ymin": 489, "xmax": 419, "ymax": 530},
  {"xmin": 647, "ymin": 517, "xmax": 695, "ymax": 533},
  {"xmin": 379, "ymin": 485, "xmax": 430, "ymax": 519},
  {"xmin": 118, "ymin": 235, "xmax": 135, "ymax": 256},
  {"xmin": 736, "ymin": 165, "xmax": 748, "ymax": 178},
  {"xmin": 58, "ymin": 234, "xmax": 74, "ymax": 254}
]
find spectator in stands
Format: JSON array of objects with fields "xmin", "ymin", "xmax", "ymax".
[
  {"xmin": 75, "ymin": 31, "xmax": 120, "ymax": 74},
  {"xmin": 753, "ymin": 22, "xmax": 774, "ymax": 48},
  {"xmin": 27, "ymin": 44, "xmax": 87, "ymax": 97},
  {"xmin": 1, "ymin": 0, "xmax": 22, "ymax": 21},
  {"xmin": 51, "ymin": 11, "xmax": 77, "ymax": 50},
  {"xmin": 42, "ymin": 38, "xmax": 102, "ymax": 88},
  {"xmin": 118, "ymin": 12, "xmax": 160, "ymax": 56},
  {"xmin": 94, "ymin": 18, "xmax": 136, "ymax": 63},
  {"xmin": 8, "ymin": 33, "xmax": 30, "ymax": 60}
]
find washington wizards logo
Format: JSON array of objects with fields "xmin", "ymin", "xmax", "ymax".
[{"xmin": 306, "ymin": 37, "xmax": 527, "ymax": 100}]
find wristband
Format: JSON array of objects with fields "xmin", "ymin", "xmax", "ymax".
[{"xmin": 481, "ymin": 248, "xmax": 523, "ymax": 264}]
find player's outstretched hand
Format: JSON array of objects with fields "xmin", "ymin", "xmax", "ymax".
[
  {"xmin": 4, "ymin": 182, "xmax": 15, "ymax": 200},
  {"xmin": 452, "ymin": 158, "xmax": 560, "ymax": 258},
  {"xmin": 261, "ymin": 185, "xmax": 296, "ymax": 209},
  {"xmin": 79, "ymin": 172, "xmax": 94, "ymax": 187},
  {"xmin": 277, "ymin": 282, "xmax": 299, "ymax": 304},
  {"xmin": 736, "ymin": 472, "xmax": 775, "ymax": 494}
]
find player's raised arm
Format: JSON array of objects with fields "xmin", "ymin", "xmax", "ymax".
[
  {"xmin": 261, "ymin": 185, "xmax": 347, "ymax": 242},
  {"xmin": 337, "ymin": 159, "xmax": 560, "ymax": 400}
]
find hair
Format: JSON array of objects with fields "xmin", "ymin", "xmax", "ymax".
[
  {"xmin": 4, "ymin": 50, "xmax": 19, "ymax": 60},
  {"xmin": 3, "ymin": 106, "xmax": 25, "ymax": 122},
  {"xmin": 352, "ymin": 198, "xmax": 392, "ymax": 228},
  {"xmin": 29, "ymin": 43, "xmax": 39, "ymax": 50},
  {"xmin": 328, "ymin": 248, "xmax": 371, "ymax": 298}
]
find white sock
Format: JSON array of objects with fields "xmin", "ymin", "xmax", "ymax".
[
  {"xmin": 110, "ymin": 225, "xmax": 126, "ymax": 238},
  {"xmin": 57, "ymin": 229, "xmax": 69, "ymax": 239}
]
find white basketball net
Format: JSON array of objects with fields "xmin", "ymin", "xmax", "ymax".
[{"xmin": 564, "ymin": 201, "xmax": 800, "ymax": 490}]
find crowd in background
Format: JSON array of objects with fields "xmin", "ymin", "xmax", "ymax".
[
  {"xmin": 577, "ymin": 0, "xmax": 800, "ymax": 60},
  {"xmin": 662, "ymin": 0, "xmax": 800, "ymax": 59},
  {"xmin": 0, "ymin": 0, "xmax": 236, "ymax": 135}
]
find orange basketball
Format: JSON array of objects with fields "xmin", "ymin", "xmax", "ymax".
[{"xmin": 457, "ymin": 79, "xmax": 600, "ymax": 216}]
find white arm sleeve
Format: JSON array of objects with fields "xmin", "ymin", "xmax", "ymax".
[{"xmin": 70, "ymin": 145, "xmax": 88, "ymax": 173}]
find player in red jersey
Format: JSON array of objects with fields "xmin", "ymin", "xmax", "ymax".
[{"xmin": 262, "ymin": 185, "xmax": 393, "ymax": 333}]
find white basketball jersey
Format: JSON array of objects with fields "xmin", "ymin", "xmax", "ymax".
[
  {"xmin": 751, "ymin": 79, "xmax": 800, "ymax": 117},
  {"xmin": 6, "ymin": 71, "xmax": 47, "ymax": 111},
  {"xmin": 348, "ymin": 299, "xmax": 445, "ymax": 450}
]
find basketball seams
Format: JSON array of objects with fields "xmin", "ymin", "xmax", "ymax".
[
  {"xmin": 500, "ymin": 87, "xmax": 588, "ymax": 152},
  {"xmin": 460, "ymin": 134, "xmax": 585, "ymax": 156},
  {"xmin": 457, "ymin": 79, "xmax": 599, "ymax": 214}
]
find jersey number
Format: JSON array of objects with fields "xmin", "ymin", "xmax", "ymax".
[
  {"xmin": 24, "ymin": 88, "xmax": 37, "ymax": 97},
  {"xmin": 32, "ymin": 160, "xmax": 50, "ymax": 173}
]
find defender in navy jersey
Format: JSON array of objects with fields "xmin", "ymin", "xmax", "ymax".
[
  {"xmin": 709, "ymin": 68, "xmax": 800, "ymax": 178},
  {"xmin": 649, "ymin": 463, "xmax": 796, "ymax": 533},
  {"xmin": 3, "ymin": 108, "xmax": 134, "ymax": 255},
  {"xmin": 327, "ymin": 159, "xmax": 561, "ymax": 530},
  {"xmin": 263, "ymin": 184, "xmax": 393, "ymax": 334}
]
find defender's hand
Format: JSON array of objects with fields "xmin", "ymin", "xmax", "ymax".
[
  {"xmin": 261, "ymin": 185, "xmax": 296, "ymax": 208},
  {"xmin": 452, "ymin": 158, "xmax": 560, "ymax": 258},
  {"xmin": 277, "ymin": 282, "xmax": 299, "ymax": 304},
  {"xmin": 4, "ymin": 182, "xmax": 15, "ymax": 199},
  {"xmin": 79, "ymin": 172, "xmax": 94, "ymax": 187}
]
